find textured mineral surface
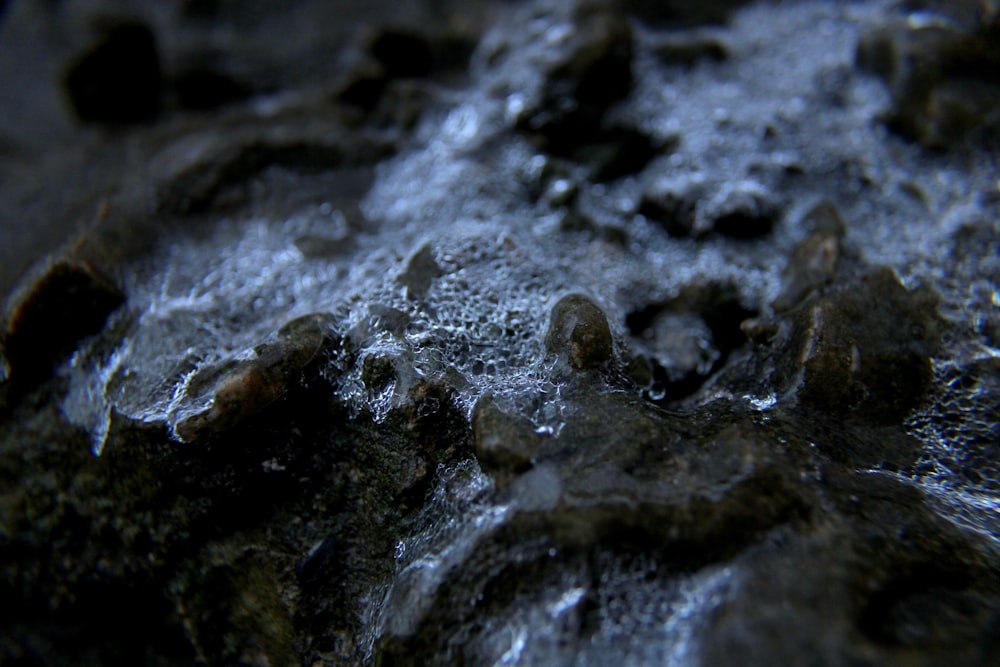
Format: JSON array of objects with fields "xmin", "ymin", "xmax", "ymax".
[{"xmin": 1, "ymin": 0, "xmax": 998, "ymax": 665}]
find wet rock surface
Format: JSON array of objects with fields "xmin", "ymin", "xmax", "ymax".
[{"xmin": 1, "ymin": 1, "xmax": 999, "ymax": 666}]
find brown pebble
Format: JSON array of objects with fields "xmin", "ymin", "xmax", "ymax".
[
  {"xmin": 545, "ymin": 294, "xmax": 614, "ymax": 370},
  {"xmin": 174, "ymin": 312, "xmax": 337, "ymax": 441}
]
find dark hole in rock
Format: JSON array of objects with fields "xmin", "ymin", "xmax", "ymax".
[
  {"xmin": 625, "ymin": 302, "xmax": 662, "ymax": 336},
  {"xmin": 637, "ymin": 183, "xmax": 700, "ymax": 237},
  {"xmin": 173, "ymin": 68, "xmax": 252, "ymax": 110},
  {"xmin": 645, "ymin": 356, "xmax": 714, "ymax": 401},
  {"xmin": 63, "ymin": 21, "xmax": 162, "ymax": 124},
  {"xmin": 567, "ymin": 125, "xmax": 670, "ymax": 182},
  {"xmin": 572, "ymin": 35, "xmax": 633, "ymax": 109},
  {"xmin": 626, "ymin": 287, "xmax": 755, "ymax": 402},
  {"xmin": 701, "ymin": 296, "xmax": 756, "ymax": 354},
  {"xmin": 712, "ymin": 209, "xmax": 775, "ymax": 240}
]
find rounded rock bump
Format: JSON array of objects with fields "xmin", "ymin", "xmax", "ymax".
[{"xmin": 545, "ymin": 293, "xmax": 614, "ymax": 370}]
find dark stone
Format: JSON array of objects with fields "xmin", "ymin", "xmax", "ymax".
[
  {"xmin": 388, "ymin": 380, "xmax": 471, "ymax": 465},
  {"xmin": 472, "ymin": 395, "xmax": 539, "ymax": 478},
  {"xmin": 368, "ymin": 305, "xmax": 411, "ymax": 338},
  {"xmin": 293, "ymin": 233, "xmax": 356, "ymax": 258},
  {"xmin": 155, "ymin": 125, "xmax": 396, "ymax": 216},
  {"xmin": 858, "ymin": 567, "xmax": 998, "ymax": 649},
  {"xmin": 775, "ymin": 268, "xmax": 942, "ymax": 423},
  {"xmin": 514, "ymin": 4, "xmax": 634, "ymax": 154},
  {"xmin": 857, "ymin": 5, "xmax": 1000, "ymax": 147},
  {"xmin": 545, "ymin": 294, "xmax": 614, "ymax": 370},
  {"xmin": 772, "ymin": 200, "xmax": 847, "ymax": 311},
  {"xmin": 363, "ymin": 80, "xmax": 437, "ymax": 131},
  {"xmin": 63, "ymin": 22, "xmax": 162, "ymax": 124},
  {"xmin": 172, "ymin": 550, "xmax": 299, "ymax": 665},
  {"xmin": 175, "ymin": 312, "xmax": 338, "ymax": 442},
  {"xmin": 2, "ymin": 260, "xmax": 124, "ymax": 386},
  {"xmin": 379, "ymin": 386, "xmax": 820, "ymax": 665},
  {"xmin": 623, "ymin": 352, "xmax": 653, "ymax": 388},
  {"xmin": 340, "ymin": 28, "xmax": 476, "ymax": 115}
]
